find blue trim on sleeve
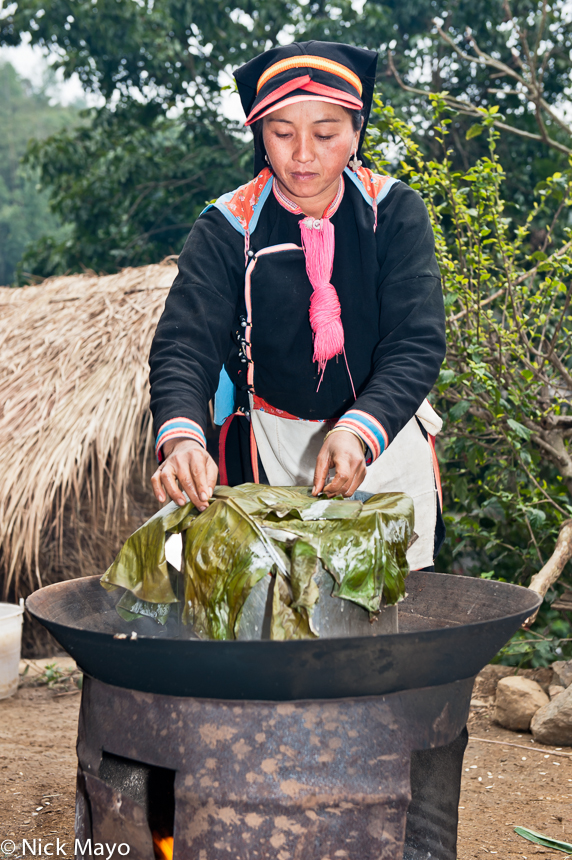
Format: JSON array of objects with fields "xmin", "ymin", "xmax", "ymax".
[{"xmin": 155, "ymin": 418, "xmax": 207, "ymax": 461}]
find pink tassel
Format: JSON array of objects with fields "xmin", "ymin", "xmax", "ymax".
[{"xmin": 299, "ymin": 216, "xmax": 344, "ymax": 374}]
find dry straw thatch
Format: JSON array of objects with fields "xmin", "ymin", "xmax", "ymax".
[{"xmin": 0, "ymin": 260, "xmax": 177, "ymax": 603}]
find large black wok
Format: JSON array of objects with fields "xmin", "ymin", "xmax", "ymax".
[{"xmin": 27, "ymin": 571, "xmax": 541, "ymax": 700}]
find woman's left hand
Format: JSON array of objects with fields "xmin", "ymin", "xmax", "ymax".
[{"xmin": 312, "ymin": 430, "xmax": 367, "ymax": 498}]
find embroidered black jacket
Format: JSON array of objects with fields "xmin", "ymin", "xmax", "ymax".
[{"xmin": 149, "ymin": 168, "xmax": 445, "ymax": 463}]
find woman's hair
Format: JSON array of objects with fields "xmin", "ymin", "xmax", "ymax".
[
  {"xmin": 346, "ymin": 108, "xmax": 364, "ymax": 134},
  {"xmin": 253, "ymin": 107, "xmax": 364, "ymax": 164}
]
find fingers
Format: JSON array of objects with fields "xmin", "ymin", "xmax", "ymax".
[
  {"xmin": 324, "ymin": 452, "xmax": 367, "ymax": 498},
  {"xmin": 151, "ymin": 466, "xmax": 169, "ymax": 504},
  {"xmin": 177, "ymin": 463, "xmax": 206, "ymax": 510},
  {"xmin": 323, "ymin": 462, "xmax": 354, "ymax": 497},
  {"xmin": 330, "ymin": 458, "xmax": 367, "ymax": 497},
  {"xmin": 151, "ymin": 441, "xmax": 217, "ymax": 511},
  {"xmin": 187, "ymin": 456, "xmax": 214, "ymax": 508},
  {"xmin": 312, "ymin": 447, "xmax": 333, "ymax": 495},
  {"xmin": 344, "ymin": 464, "xmax": 367, "ymax": 498},
  {"xmin": 318, "ymin": 432, "xmax": 367, "ymax": 498},
  {"xmin": 161, "ymin": 462, "xmax": 189, "ymax": 507}
]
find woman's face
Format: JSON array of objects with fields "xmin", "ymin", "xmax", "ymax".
[{"xmin": 262, "ymin": 101, "xmax": 360, "ymax": 204}]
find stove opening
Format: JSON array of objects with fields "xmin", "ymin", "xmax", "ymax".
[{"xmin": 98, "ymin": 750, "xmax": 175, "ymax": 857}]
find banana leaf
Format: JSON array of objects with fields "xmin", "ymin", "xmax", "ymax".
[
  {"xmin": 216, "ymin": 484, "xmax": 362, "ymax": 521},
  {"xmin": 183, "ymin": 496, "xmax": 286, "ymax": 639},
  {"xmin": 268, "ymin": 538, "xmax": 322, "ymax": 640},
  {"xmin": 290, "ymin": 539, "xmax": 321, "ymax": 616},
  {"xmin": 271, "ymin": 570, "xmax": 318, "ymax": 640},
  {"xmin": 101, "ymin": 485, "xmax": 414, "ymax": 639},
  {"xmin": 255, "ymin": 492, "xmax": 414, "ymax": 612},
  {"xmin": 101, "ymin": 499, "xmax": 198, "ymax": 603}
]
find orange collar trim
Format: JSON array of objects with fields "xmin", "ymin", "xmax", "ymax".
[
  {"xmin": 223, "ymin": 168, "xmax": 273, "ymax": 231},
  {"xmin": 257, "ymin": 55, "xmax": 362, "ymax": 96}
]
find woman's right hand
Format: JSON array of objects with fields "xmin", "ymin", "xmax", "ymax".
[{"xmin": 151, "ymin": 439, "xmax": 218, "ymax": 511}]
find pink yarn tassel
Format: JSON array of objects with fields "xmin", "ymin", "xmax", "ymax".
[{"xmin": 299, "ymin": 216, "xmax": 345, "ymax": 374}]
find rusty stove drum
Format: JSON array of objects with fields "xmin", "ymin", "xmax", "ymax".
[{"xmin": 27, "ymin": 571, "xmax": 541, "ymax": 860}]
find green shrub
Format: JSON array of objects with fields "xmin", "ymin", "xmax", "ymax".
[{"xmin": 366, "ymin": 97, "xmax": 572, "ymax": 665}]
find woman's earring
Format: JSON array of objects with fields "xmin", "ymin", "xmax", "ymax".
[
  {"xmin": 349, "ymin": 152, "xmax": 362, "ymax": 171},
  {"xmin": 265, "ymin": 154, "xmax": 270, "ymax": 164}
]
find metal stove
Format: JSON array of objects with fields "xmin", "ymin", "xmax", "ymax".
[{"xmin": 27, "ymin": 571, "xmax": 540, "ymax": 860}]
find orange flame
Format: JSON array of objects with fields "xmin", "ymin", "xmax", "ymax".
[{"xmin": 152, "ymin": 832, "xmax": 174, "ymax": 860}]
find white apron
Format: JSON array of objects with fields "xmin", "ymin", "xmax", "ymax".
[{"xmin": 250, "ymin": 396, "xmax": 442, "ymax": 570}]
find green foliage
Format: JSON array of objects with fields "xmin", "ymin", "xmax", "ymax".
[
  {"xmin": 39, "ymin": 661, "xmax": 82, "ymax": 688},
  {"xmin": 4, "ymin": 0, "xmax": 572, "ymax": 276},
  {"xmin": 41, "ymin": 661, "xmax": 64, "ymax": 686},
  {"xmin": 366, "ymin": 97, "xmax": 572, "ymax": 657},
  {"xmin": 490, "ymin": 588, "xmax": 572, "ymax": 667},
  {"xmin": 0, "ymin": 61, "xmax": 82, "ymax": 284},
  {"xmin": 19, "ymin": 105, "xmax": 251, "ymax": 277},
  {"xmin": 380, "ymin": 0, "xmax": 572, "ymax": 211},
  {"xmin": 0, "ymin": 0, "xmax": 297, "ymax": 104},
  {"xmin": 2, "ymin": 0, "xmax": 304, "ymax": 279}
]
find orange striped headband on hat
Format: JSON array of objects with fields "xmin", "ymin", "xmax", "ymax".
[
  {"xmin": 245, "ymin": 73, "xmax": 363, "ymax": 126},
  {"xmin": 257, "ymin": 56, "xmax": 362, "ymax": 95}
]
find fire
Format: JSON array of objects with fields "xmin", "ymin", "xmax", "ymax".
[{"xmin": 152, "ymin": 832, "xmax": 174, "ymax": 860}]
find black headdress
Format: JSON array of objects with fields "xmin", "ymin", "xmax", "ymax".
[{"xmin": 234, "ymin": 41, "xmax": 378, "ymax": 175}]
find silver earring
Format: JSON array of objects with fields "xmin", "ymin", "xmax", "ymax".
[
  {"xmin": 349, "ymin": 152, "xmax": 362, "ymax": 171},
  {"xmin": 265, "ymin": 154, "xmax": 270, "ymax": 164}
]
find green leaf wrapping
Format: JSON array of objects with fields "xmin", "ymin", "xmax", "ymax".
[
  {"xmin": 268, "ymin": 539, "xmax": 322, "ymax": 641},
  {"xmin": 182, "ymin": 497, "xmax": 282, "ymax": 639},
  {"xmin": 101, "ymin": 500, "xmax": 198, "ymax": 603},
  {"xmin": 101, "ymin": 485, "xmax": 414, "ymax": 639},
  {"xmin": 271, "ymin": 570, "xmax": 318, "ymax": 641},
  {"xmin": 290, "ymin": 539, "xmax": 321, "ymax": 615},
  {"xmin": 259, "ymin": 492, "xmax": 413, "ymax": 611},
  {"xmin": 215, "ymin": 484, "xmax": 363, "ymax": 521}
]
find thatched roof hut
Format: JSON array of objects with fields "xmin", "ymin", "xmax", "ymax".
[{"xmin": 0, "ymin": 261, "xmax": 179, "ymax": 640}]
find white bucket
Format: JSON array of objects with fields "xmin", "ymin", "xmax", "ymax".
[{"xmin": 0, "ymin": 600, "xmax": 24, "ymax": 700}]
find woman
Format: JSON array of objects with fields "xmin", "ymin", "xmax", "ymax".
[
  {"xmin": 148, "ymin": 42, "xmax": 463, "ymax": 860},
  {"xmin": 149, "ymin": 40, "xmax": 446, "ymax": 573}
]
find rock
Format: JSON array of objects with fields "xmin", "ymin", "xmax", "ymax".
[
  {"xmin": 551, "ymin": 660, "xmax": 572, "ymax": 689},
  {"xmin": 473, "ymin": 665, "xmax": 554, "ymax": 700},
  {"xmin": 549, "ymin": 685, "xmax": 566, "ymax": 700},
  {"xmin": 473, "ymin": 666, "xmax": 515, "ymax": 699},
  {"xmin": 526, "ymin": 666, "xmax": 556, "ymax": 694},
  {"xmin": 531, "ymin": 683, "xmax": 572, "ymax": 745},
  {"xmin": 494, "ymin": 676, "xmax": 550, "ymax": 731}
]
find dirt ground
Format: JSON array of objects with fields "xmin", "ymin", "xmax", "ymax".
[
  {"xmin": 1, "ymin": 660, "xmax": 572, "ymax": 858},
  {"xmin": 0, "ymin": 659, "xmax": 79, "ymax": 849}
]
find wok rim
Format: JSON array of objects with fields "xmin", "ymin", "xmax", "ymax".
[{"xmin": 26, "ymin": 570, "xmax": 543, "ymax": 646}]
